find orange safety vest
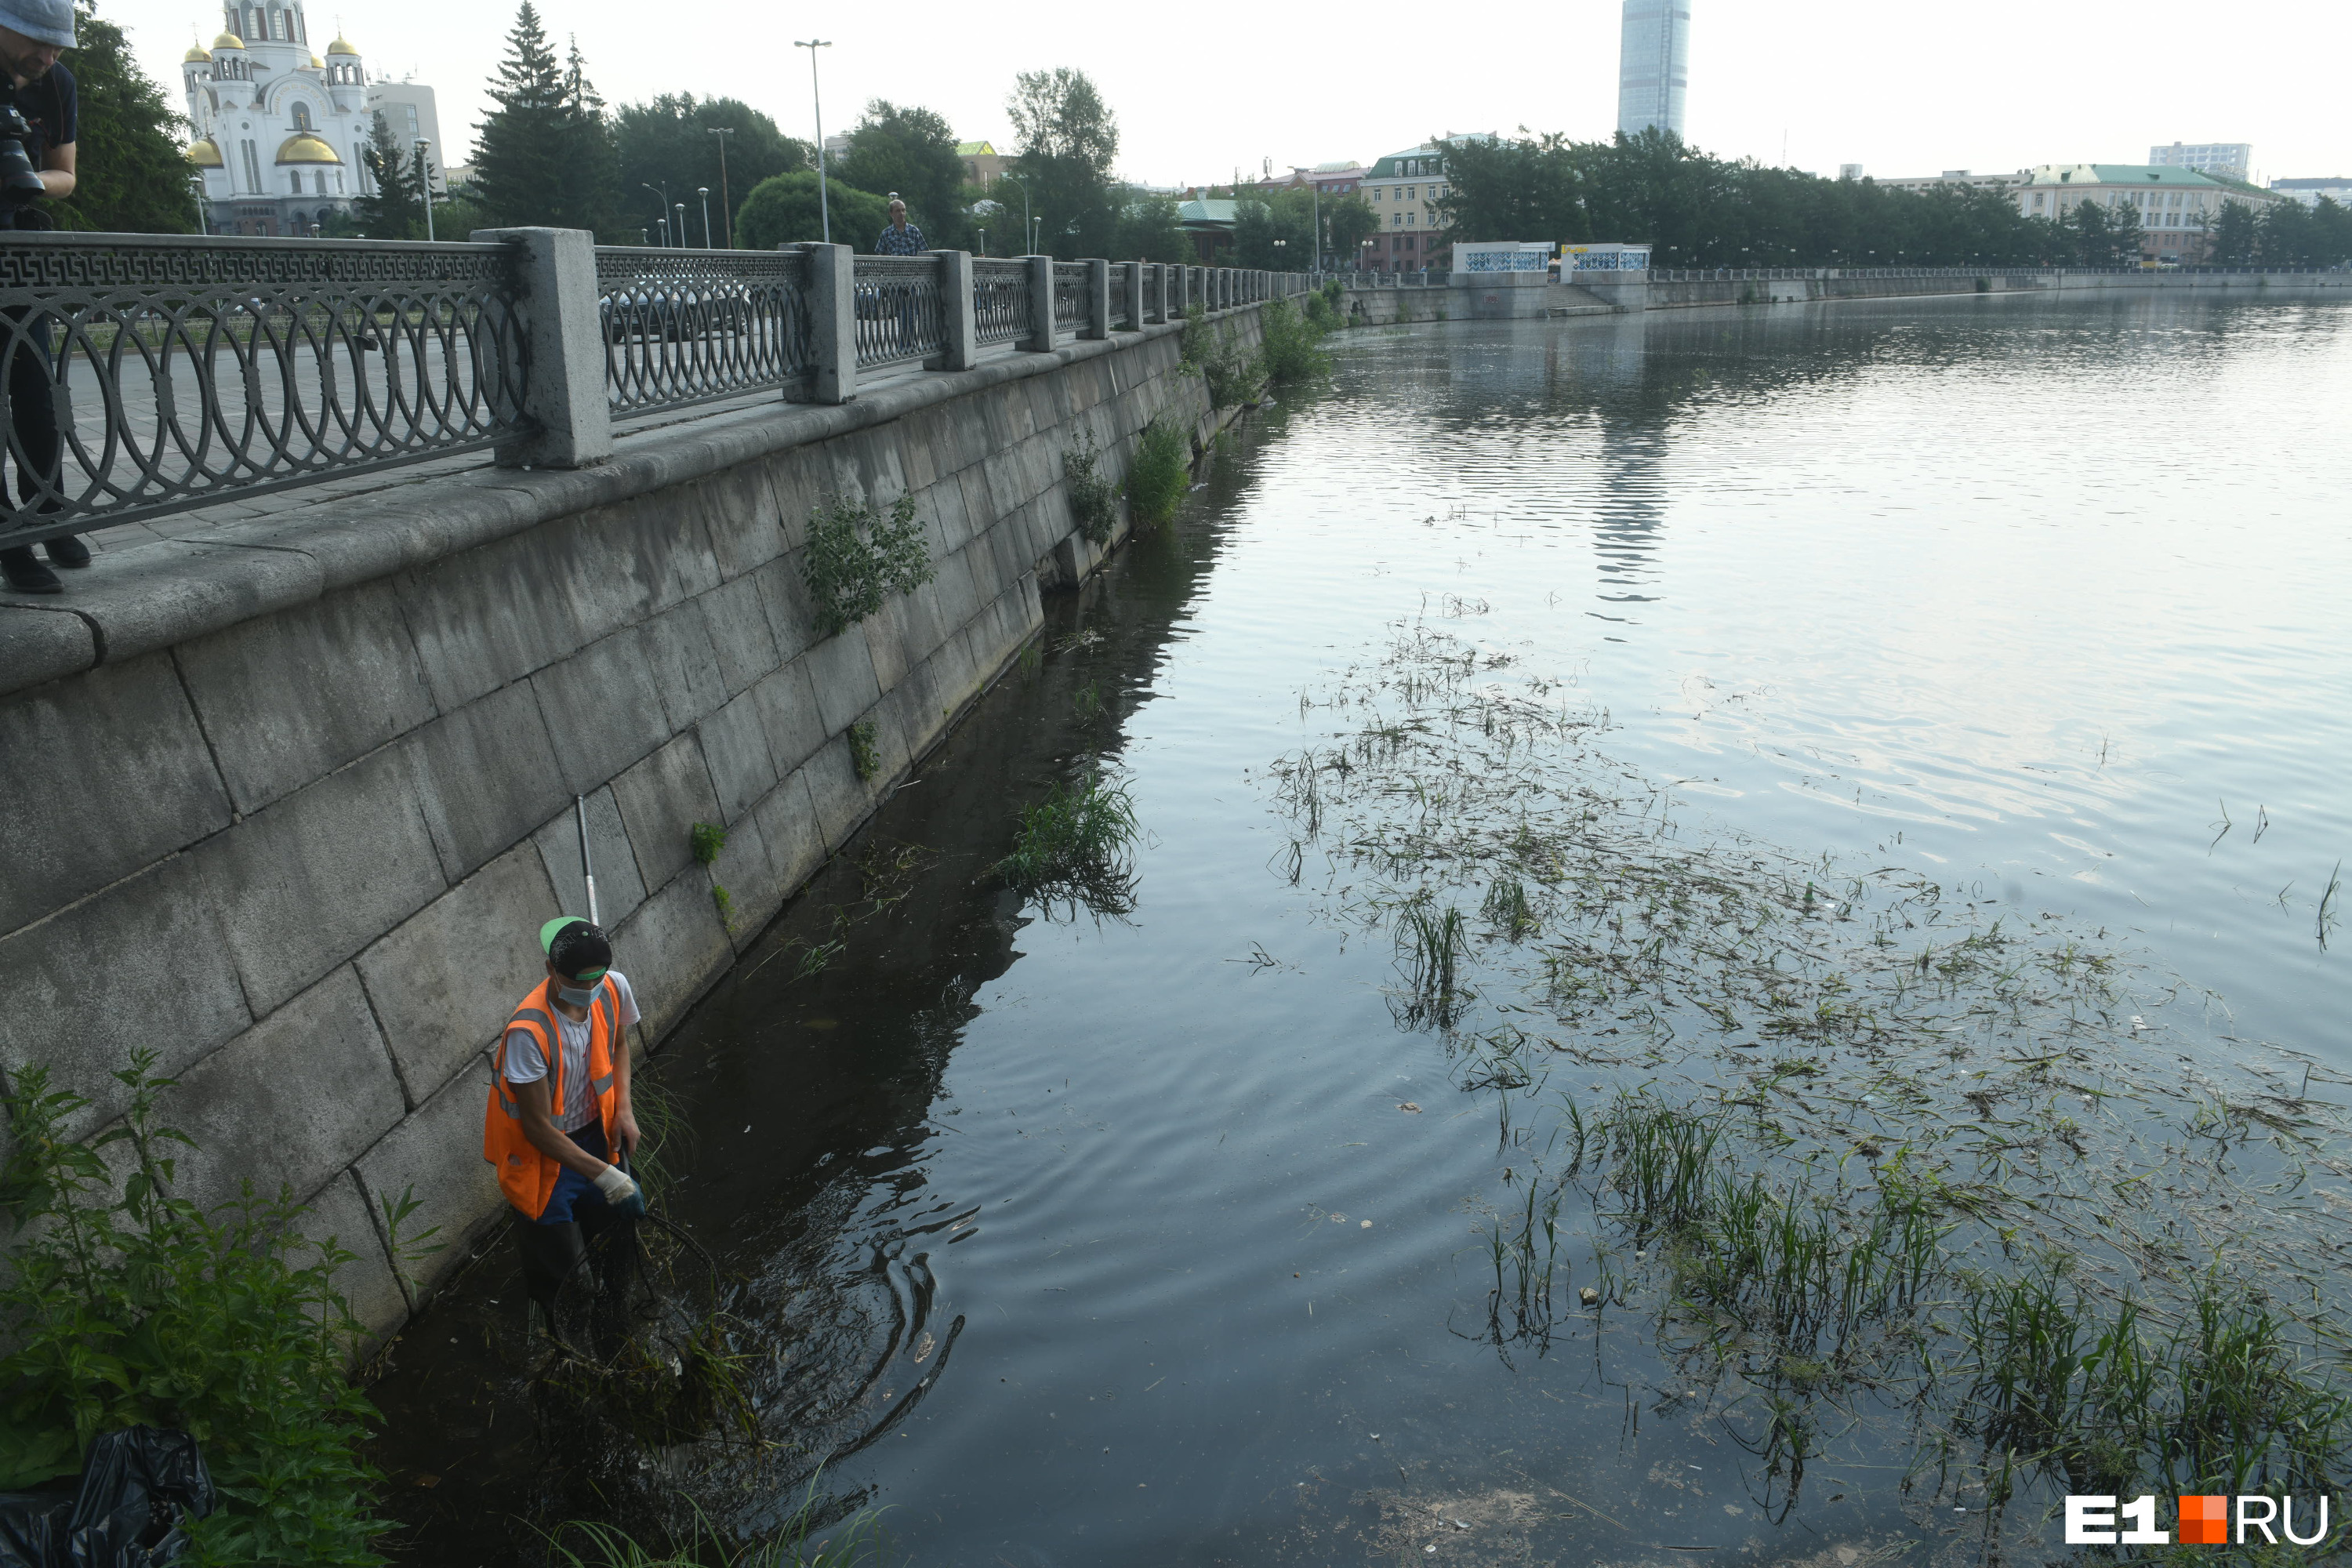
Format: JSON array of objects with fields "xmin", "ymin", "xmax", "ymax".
[{"xmin": 482, "ymin": 976, "xmax": 622, "ymax": 1218}]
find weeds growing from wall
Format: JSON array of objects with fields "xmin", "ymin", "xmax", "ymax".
[
  {"xmin": 1062, "ymin": 430, "xmax": 1120, "ymax": 545},
  {"xmin": 1179, "ymin": 305, "xmax": 1258, "ymax": 408},
  {"xmin": 848, "ymin": 719, "xmax": 880, "ymax": 782},
  {"xmin": 0, "ymin": 1052, "xmax": 436, "ymax": 1563},
  {"xmin": 1123, "ymin": 418, "xmax": 1192, "ymax": 528},
  {"xmin": 804, "ymin": 495, "xmax": 935, "ymax": 639},
  {"xmin": 690, "ymin": 822, "xmax": 726, "ymax": 866}
]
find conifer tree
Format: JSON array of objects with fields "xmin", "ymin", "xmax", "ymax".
[
  {"xmin": 556, "ymin": 35, "xmax": 618, "ymax": 236},
  {"xmin": 471, "ymin": 2, "xmax": 567, "ymax": 228},
  {"xmin": 352, "ymin": 110, "xmax": 425, "ymax": 238}
]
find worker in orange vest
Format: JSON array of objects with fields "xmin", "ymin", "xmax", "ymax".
[{"xmin": 484, "ymin": 916, "xmax": 645, "ymax": 1323}]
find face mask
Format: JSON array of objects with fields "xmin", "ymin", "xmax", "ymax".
[{"xmin": 556, "ymin": 982, "xmax": 597, "ymax": 1007}]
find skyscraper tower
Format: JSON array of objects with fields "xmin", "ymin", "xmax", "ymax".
[{"xmin": 1616, "ymin": 0, "xmax": 1690, "ymax": 141}]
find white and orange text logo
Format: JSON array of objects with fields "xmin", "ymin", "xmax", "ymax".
[{"xmin": 2064, "ymin": 1494, "xmax": 2331, "ymax": 1547}]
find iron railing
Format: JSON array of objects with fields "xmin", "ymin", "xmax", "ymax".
[
  {"xmin": 0, "ymin": 239, "xmax": 1298, "ymax": 546},
  {"xmin": 1052, "ymin": 262, "xmax": 1090, "ymax": 333},
  {"xmin": 0, "ymin": 234, "xmax": 529, "ymax": 549},
  {"xmin": 598, "ymin": 246, "xmax": 813, "ymax": 415},
  {"xmin": 973, "ymin": 259, "xmax": 1031, "ymax": 345},
  {"xmin": 852, "ymin": 255, "xmax": 946, "ymax": 370}
]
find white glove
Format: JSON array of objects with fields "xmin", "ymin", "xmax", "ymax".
[{"xmin": 592, "ymin": 1163, "xmax": 640, "ymax": 1203}]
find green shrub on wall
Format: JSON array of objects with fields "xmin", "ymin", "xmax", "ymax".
[
  {"xmin": 803, "ymin": 495, "xmax": 936, "ymax": 639},
  {"xmin": 1124, "ymin": 417, "xmax": 1192, "ymax": 528}
]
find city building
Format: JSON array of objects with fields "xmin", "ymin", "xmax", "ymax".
[
  {"xmin": 1617, "ymin": 0, "xmax": 1690, "ymax": 140},
  {"xmin": 1837, "ymin": 163, "xmax": 1863, "ymax": 181},
  {"xmin": 2012, "ymin": 164, "xmax": 2281, "ymax": 263},
  {"xmin": 2149, "ymin": 142, "xmax": 2252, "ymax": 182},
  {"xmin": 1248, "ymin": 162, "xmax": 1367, "ymax": 199},
  {"xmin": 1177, "ymin": 197, "xmax": 1238, "ymax": 262},
  {"xmin": 361, "ymin": 78, "xmax": 445, "ymax": 194},
  {"xmin": 1360, "ymin": 143, "xmax": 1475, "ymax": 267},
  {"xmin": 2270, "ymin": 176, "xmax": 2352, "ymax": 209},
  {"xmin": 956, "ymin": 140, "xmax": 1005, "ymax": 190},
  {"xmin": 1872, "ymin": 169, "xmax": 2026, "ymax": 195},
  {"xmin": 181, "ymin": 4, "xmax": 416, "ymax": 234}
]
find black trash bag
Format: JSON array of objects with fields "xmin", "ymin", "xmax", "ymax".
[{"xmin": 0, "ymin": 1428, "xmax": 214, "ymax": 1568}]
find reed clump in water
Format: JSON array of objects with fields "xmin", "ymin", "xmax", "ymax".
[{"xmin": 995, "ymin": 770, "xmax": 1142, "ymax": 920}]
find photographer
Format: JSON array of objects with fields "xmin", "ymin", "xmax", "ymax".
[{"xmin": 0, "ymin": 0, "xmax": 79, "ymax": 595}]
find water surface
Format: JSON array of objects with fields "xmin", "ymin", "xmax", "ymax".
[{"xmin": 378, "ymin": 292, "xmax": 2352, "ymax": 1565}]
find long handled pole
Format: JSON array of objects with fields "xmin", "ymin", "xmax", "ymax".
[
  {"xmin": 575, "ymin": 795, "xmax": 599, "ymax": 926},
  {"xmin": 797, "ymin": 40, "xmax": 833, "ymax": 245}
]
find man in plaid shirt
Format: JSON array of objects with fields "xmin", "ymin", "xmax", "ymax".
[{"xmin": 875, "ymin": 197, "xmax": 925, "ymax": 256}]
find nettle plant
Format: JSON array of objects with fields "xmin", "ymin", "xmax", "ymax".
[{"xmin": 802, "ymin": 494, "xmax": 935, "ymax": 639}]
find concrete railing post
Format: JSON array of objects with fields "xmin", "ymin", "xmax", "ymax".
[
  {"xmin": 1145, "ymin": 263, "xmax": 1163, "ymax": 323},
  {"xmin": 1083, "ymin": 258, "xmax": 1110, "ymax": 339},
  {"xmin": 1022, "ymin": 254, "xmax": 1056, "ymax": 351},
  {"xmin": 1123, "ymin": 261, "xmax": 1145, "ymax": 328},
  {"xmin": 933, "ymin": 249, "xmax": 978, "ymax": 371},
  {"xmin": 476, "ymin": 226, "xmax": 612, "ymax": 469},
  {"xmin": 804, "ymin": 241, "xmax": 856, "ymax": 404}
]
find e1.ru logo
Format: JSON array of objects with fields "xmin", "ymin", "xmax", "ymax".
[{"xmin": 2065, "ymin": 1494, "xmax": 2331, "ymax": 1546}]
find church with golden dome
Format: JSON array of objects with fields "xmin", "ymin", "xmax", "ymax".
[{"xmin": 180, "ymin": 2, "xmax": 441, "ymax": 236}]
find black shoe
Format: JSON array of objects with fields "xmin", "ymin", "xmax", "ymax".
[
  {"xmin": 44, "ymin": 534, "xmax": 89, "ymax": 568},
  {"xmin": 2, "ymin": 546, "xmax": 62, "ymax": 593}
]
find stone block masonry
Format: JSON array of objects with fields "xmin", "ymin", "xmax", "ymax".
[{"xmin": 0, "ymin": 301, "xmax": 1272, "ymax": 1342}]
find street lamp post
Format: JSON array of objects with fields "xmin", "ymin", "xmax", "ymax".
[
  {"xmin": 978, "ymin": 227, "xmax": 987, "ymax": 256},
  {"xmin": 413, "ymin": 138, "xmax": 434, "ymax": 241},
  {"xmin": 656, "ymin": 217, "xmax": 670, "ymax": 246},
  {"xmin": 675, "ymin": 202, "xmax": 687, "ymax": 247},
  {"xmin": 707, "ymin": 125, "xmax": 736, "ymax": 248},
  {"xmin": 187, "ymin": 173, "xmax": 206, "ymax": 233},
  {"xmin": 795, "ymin": 39, "xmax": 833, "ymax": 244},
  {"xmin": 642, "ymin": 182, "xmax": 671, "ymax": 246},
  {"xmin": 698, "ymin": 187, "xmax": 711, "ymax": 248}
]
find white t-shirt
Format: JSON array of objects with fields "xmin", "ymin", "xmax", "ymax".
[{"xmin": 503, "ymin": 971, "xmax": 640, "ymax": 1132}]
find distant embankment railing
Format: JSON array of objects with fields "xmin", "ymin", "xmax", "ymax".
[
  {"xmin": 1312, "ymin": 263, "xmax": 2351, "ymax": 288},
  {"xmin": 0, "ymin": 229, "xmax": 1305, "ymax": 550}
]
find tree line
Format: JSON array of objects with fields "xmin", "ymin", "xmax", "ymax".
[
  {"xmin": 348, "ymin": 6, "xmax": 1200, "ymax": 260},
  {"xmin": 1435, "ymin": 129, "xmax": 2352, "ymax": 269}
]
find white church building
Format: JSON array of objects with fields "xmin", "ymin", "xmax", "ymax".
[{"xmin": 181, "ymin": 2, "xmax": 441, "ymax": 237}]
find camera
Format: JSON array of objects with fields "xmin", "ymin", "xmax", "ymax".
[{"xmin": 0, "ymin": 106, "xmax": 48, "ymax": 203}]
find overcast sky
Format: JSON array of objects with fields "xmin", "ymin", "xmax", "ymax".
[{"xmin": 118, "ymin": 0, "xmax": 2348, "ymax": 200}]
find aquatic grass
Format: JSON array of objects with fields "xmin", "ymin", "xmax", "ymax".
[
  {"xmin": 995, "ymin": 770, "xmax": 1142, "ymax": 920},
  {"xmin": 1259, "ymin": 617, "xmax": 2352, "ymax": 1526},
  {"xmin": 547, "ymin": 1482, "xmax": 892, "ymax": 1567}
]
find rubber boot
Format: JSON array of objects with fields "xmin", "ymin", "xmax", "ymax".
[{"xmin": 515, "ymin": 1215, "xmax": 587, "ymax": 1338}]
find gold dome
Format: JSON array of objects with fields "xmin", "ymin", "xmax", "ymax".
[
  {"xmin": 274, "ymin": 132, "xmax": 343, "ymax": 165},
  {"xmin": 185, "ymin": 137, "xmax": 224, "ymax": 167},
  {"xmin": 325, "ymin": 34, "xmax": 358, "ymax": 54},
  {"xmin": 212, "ymin": 30, "xmax": 243, "ymax": 48},
  {"xmin": 308, "ymin": 52, "xmax": 324, "ymax": 67},
  {"xmin": 183, "ymin": 42, "xmax": 212, "ymax": 61}
]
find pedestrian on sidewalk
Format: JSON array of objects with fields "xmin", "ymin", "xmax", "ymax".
[{"xmin": 0, "ymin": 0, "xmax": 86, "ymax": 594}]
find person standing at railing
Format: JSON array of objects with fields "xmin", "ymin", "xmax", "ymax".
[
  {"xmin": 872, "ymin": 197, "xmax": 926, "ymax": 358},
  {"xmin": 0, "ymin": 0, "xmax": 83, "ymax": 595}
]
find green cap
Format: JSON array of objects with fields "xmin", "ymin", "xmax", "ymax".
[{"xmin": 540, "ymin": 916, "xmax": 585, "ymax": 954}]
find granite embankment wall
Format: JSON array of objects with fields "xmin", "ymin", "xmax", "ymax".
[
  {"xmin": 1646, "ymin": 269, "xmax": 2352, "ymax": 309},
  {"xmin": 0, "ymin": 303, "xmax": 1265, "ymax": 1340},
  {"xmin": 1333, "ymin": 268, "xmax": 2352, "ymax": 322}
]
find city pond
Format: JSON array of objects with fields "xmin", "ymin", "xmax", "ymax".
[{"xmin": 373, "ymin": 291, "xmax": 2352, "ymax": 1566}]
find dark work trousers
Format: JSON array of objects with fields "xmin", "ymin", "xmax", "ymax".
[
  {"xmin": 2, "ymin": 306, "xmax": 62, "ymax": 510},
  {"xmin": 514, "ymin": 1122, "xmax": 639, "ymax": 1345}
]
